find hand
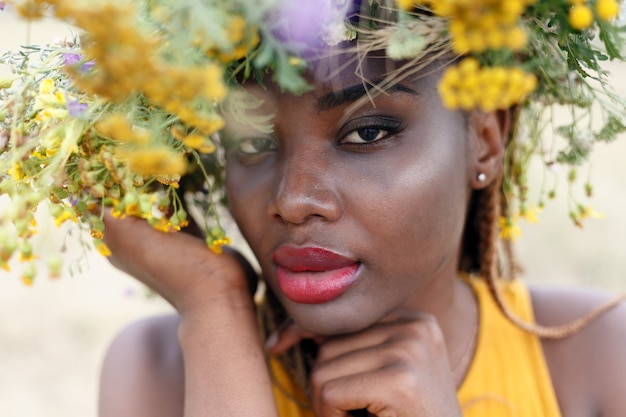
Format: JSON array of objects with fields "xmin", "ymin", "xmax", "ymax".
[
  {"xmin": 267, "ymin": 313, "xmax": 463, "ymax": 417},
  {"xmin": 102, "ymin": 211, "xmax": 257, "ymax": 314}
]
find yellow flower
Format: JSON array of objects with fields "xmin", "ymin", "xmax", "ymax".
[
  {"xmin": 176, "ymin": 133, "xmax": 217, "ymax": 154},
  {"xmin": 151, "ymin": 217, "xmax": 181, "ymax": 233},
  {"xmin": 8, "ymin": 163, "xmax": 24, "ymax": 180},
  {"xmin": 569, "ymin": 4, "xmax": 594, "ymax": 30},
  {"xmin": 156, "ymin": 175, "xmax": 181, "ymax": 188},
  {"xmin": 117, "ymin": 147, "xmax": 187, "ymax": 177},
  {"xmin": 94, "ymin": 240, "xmax": 112, "ymax": 257},
  {"xmin": 47, "ymin": 254, "xmax": 62, "ymax": 279},
  {"xmin": 498, "ymin": 216, "xmax": 522, "ymax": 241},
  {"xmin": 289, "ymin": 57, "xmax": 305, "ymax": 66},
  {"xmin": 436, "ymin": 0, "xmax": 532, "ymax": 53},
  {"xmin": 579, "ymin": 206, "xmax": 605, "ymax": 220},
  {"xmin": 208, "ymin": 237, "xmax": 232, "ymax": 255},
  {"xmin": 21, "ymin": 263, "xmax": 36, "ymax": 286},
  {"xmin": 596, "ymin": 0, "xmax": 620, "ymax": 20},
  {"xmin": 111, "ymin": 206, "xmax": 126, "ymax": 219},
  {"xmin": 396, "ymin": 0, "xmax": 418, "ymax": 11},
  {"xmin": 0, "ymin": 76, "xmax": 15, "ymax": 90},
  {"xmin": 180, "ymin": 133, "xmax": 205, "ymax": 149},
  {"xmin": 91, "ymin": 229, "xmax": 104, "ymax": 240},
  {"xmin": 96, "ymin": 114, "xmax": 150, "ymax": 144},
  {"xmin": 18, "ymin": 242, "xmax": 34, "ymax": 262},
  {"xmin": 54, "ymin": 209, "xmax": 77, "ymax": 227},
  {"xmin": 200, "ymin": 64, "xmax": 227, "ymax": 102},
  {"xmin": 438, "ymin": 59, "xmax": 536, "ymax": 111},
  {"xmin": 519, "ymin": 204, "xmax": 541, "ymax": 224},
  {"xmin": 39, "ymin": 78, "xmax": 55, "ymax": 94}
]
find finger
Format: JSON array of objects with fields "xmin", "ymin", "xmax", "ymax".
[
  {"xmin": 102, "ymin": 211, "xmax": 253, "ymax": 310},
  {"xmin": 265, "ymin": 320, "xmax": 321, "ymax": 354},
  {"xmin": 315, "ymin": 370, "xmax": 382, "ymax": 417},
  {"xmin": 103, "ymin": 211, "xmax": 205, "ymax": 293},
  {"xmin": 316, "ymin": 311, "xmax": 440, "ymax": 363},
  {"xmin": 315, "ymin": 367, "xmax": 400, "ymax": 417},
  {"xmin": 312, "ymin": 339, "xmax": 429, "ymax": 417},
  {"xmin": 103, "ymin": 210, "xmax": 207, "ymax": 270},
  {"xmin": 312, "ymin": 344, "xmax": 391, "ymax": 390}
]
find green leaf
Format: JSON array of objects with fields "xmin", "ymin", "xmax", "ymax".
[{"xmin": 596, "ymin": 115, "xmax": 626, "ymax": 142}]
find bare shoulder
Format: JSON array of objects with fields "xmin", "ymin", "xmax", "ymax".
[
  {"xmin": 98, "ymin": 314, "xmax": 184, "ymax": 417},
  {"xmin": 530, "ymin": 284, "xmax": 626, "ymax": 417}
]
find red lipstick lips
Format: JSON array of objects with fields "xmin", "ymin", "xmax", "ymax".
[{"xmin": 272, "ymin": 246, "xmax": 360, "ymax": 304}]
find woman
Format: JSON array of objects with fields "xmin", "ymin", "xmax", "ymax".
[{"xmin": 97, "ymin": 2, "xmax": 626, "ymax": 417}]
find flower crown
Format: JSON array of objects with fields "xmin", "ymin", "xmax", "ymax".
[{"xmin": 0, "ymin": 0, "xmax": 624, "ymax": 283}]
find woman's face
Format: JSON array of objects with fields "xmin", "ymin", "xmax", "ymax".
[{"xmin": 225, "ymin": 57, "xmax": 475, "ymax": 335}]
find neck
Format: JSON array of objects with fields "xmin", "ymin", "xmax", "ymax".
[{"xmin": 406, "ymin": 269, "xmax": 478, "ymax": 387}]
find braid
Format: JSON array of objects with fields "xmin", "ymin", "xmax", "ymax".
[
  {"xmin": 477, "ymin": 171, "xmax": 626, "ymax": 339},
  {"xmin": 497, "ymin": 188, "xmax": 523, "ymax": 280}
]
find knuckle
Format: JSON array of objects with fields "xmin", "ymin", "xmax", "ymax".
[
  {"xmin": 383, "ymin": 340, "xmax": 416, "ymax": 365},
  {"xmin": 424, "ymin": 321, "xmax": 446, "ymax": 350},
  {"xmin": 385, "ymin": 364, "xmax": 420, "ymax": 392},
  {"xmin": 319, "ymin": 380, "xmax": 342, "ymax": 407},
  {"xmin": 413, "ymin": 315, "xmax": 445, "ymax": 348},
  {"xmin": 309, "ymin": 366, "xmax": 327, "ymax": 390}
]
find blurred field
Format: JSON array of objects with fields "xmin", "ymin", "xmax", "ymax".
[{"xmin": 1, "ymin": 6, "xmax": 625, "ymax": 417}]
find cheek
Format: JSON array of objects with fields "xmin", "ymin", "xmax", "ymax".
[
  {"xmin": 348, "ymin": 131, "xmax": 469, "ymax": 275},
  {"xmin": 225, "ymin": 161, "xmax": 270, "ymax": 244}
]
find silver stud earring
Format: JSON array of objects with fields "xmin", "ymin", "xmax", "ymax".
[{"xmin": 477, "ymin": 172, "xmax": 487, "ymax": 182}]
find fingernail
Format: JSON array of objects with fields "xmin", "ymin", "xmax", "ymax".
[{"xmin": 264, "ymin": 332, "xmax": 278, "ymax": 351}]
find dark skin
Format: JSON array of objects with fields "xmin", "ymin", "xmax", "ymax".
[{"xmin": 98, "ymin": 56, "xmax": 626, "ymax": 416}]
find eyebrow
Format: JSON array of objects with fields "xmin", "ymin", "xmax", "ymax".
[{"xmin": 315, "ymin": 81, "xmax": 419, "ymax": 111}]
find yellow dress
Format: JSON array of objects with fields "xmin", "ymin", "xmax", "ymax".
[{"xmin": 270, "ymin": 277, "xmax": 562, "ymax": 417}]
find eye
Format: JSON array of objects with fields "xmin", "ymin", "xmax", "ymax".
[
  {"xmin": 237, "ymin": 137, "xmax": 277, "ymax": 155},
  {"xmin": 339, "ymin": 117, "xmax": 404, "ymax": 145},
  {"xmin": 342, "ymin": 127, "xmax": 389, "ymax": 144}
]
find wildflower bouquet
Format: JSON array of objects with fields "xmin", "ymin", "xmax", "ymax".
[{"xmin": 0, "ymin": 0, "xmax": 625, "ymax": 283}]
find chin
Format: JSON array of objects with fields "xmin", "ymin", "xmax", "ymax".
[{"xmin": 285, "ymin": 299, "xmax": 382, "ymax": 336}]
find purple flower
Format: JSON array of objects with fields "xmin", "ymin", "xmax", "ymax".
[
  {"xmin": 63, "ymin": 53, "xmax": 81, "ymax": 66},
  {"xmin": 0, "ymin": 2, "xmax": 6, "ymax": 11},
  {"xmin": 272, "ymin": 0, "xmax": 327, "ymax": 49},
  {"xmin": 67, "ymin": 100, "xmax": 88, "ymax": 116},
  {"xmin": 63, "ymin": 53, "xmax": 95, "ymax": 74},
  {"xmin": 270, "ymin": 0, "xmax": 355, "ymax": 54}
]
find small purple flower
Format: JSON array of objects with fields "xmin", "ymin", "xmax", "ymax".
[
  {"xmin": 0, "ymin": 2, "xmax": 6, "ymax": 11},
  {"xmin": 63, "ymin": 53, "xmax": 95, "ymax": 74},
  {"xmin": 270, "ymin": 0, "xmax": 355, "ymax": 54},
  {"xmin": 67, "ymin": 100, "xmax": 88, "ymax": 116},
  {"xmin": 63, "ymin": 53, "xmax": 81, "ymax": 66},
  {"xmin": 272, "ymin": 0, "xmax": 327, "ymax": 49}
]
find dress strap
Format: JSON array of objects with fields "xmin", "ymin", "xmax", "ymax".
[{"xmin": 457, "ymin": 276, "xmax": 562, "ymax": 417}]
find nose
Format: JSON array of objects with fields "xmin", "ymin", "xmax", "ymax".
[{"xmin": 268, "ymin": 152, "xmax": 341, "ymax": 225}]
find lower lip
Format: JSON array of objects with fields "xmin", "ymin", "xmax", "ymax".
[{"xmin": 276, "ymin": 263, "xmax": 360, "ymax": 304}]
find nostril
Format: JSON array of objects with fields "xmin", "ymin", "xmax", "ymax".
[{"xmin": 270, "ymin": 182, "xmax": 341, "ymax": 225}]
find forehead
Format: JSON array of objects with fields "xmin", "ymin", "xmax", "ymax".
[{"xmin": 245, "ymin": 48, "xmax": 444, "ymax": 101}]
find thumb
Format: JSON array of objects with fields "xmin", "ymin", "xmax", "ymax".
[{"xmin": 265, "ymin": 319, "xmax": 323, "ymax": 355}]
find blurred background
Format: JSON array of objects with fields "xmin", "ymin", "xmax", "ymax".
[{"xmin": 1, "ymin": 5, "xmax": 625, "ymax": 417}]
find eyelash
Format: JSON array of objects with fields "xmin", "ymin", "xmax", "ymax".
[
  {"xmin": 236, "ymin": 137, "xmax": 277, "ymax": 155},
  {"xmin": 338, "ymin": 117, "xmax": 404, "ymax": 147}
]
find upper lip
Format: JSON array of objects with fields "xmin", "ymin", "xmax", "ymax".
[{"xmin": 272, "ymin": 246, "xmax": 357, "ymax": 272}]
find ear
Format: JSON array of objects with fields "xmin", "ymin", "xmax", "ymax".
[{"xmin": 468, "ymin": 109, "xmax": 509, "ymax": 190}]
